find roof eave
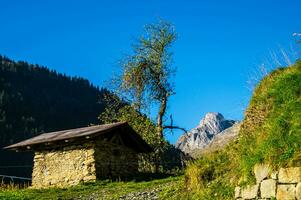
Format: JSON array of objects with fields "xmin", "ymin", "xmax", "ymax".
[{"xmin": 3, "ymin": 122, "xmax": 128, "ymax": 150}]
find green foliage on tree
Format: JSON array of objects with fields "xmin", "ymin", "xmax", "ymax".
[
  {"xmin": 99, "ymin": 97, "xmax": 159, "ymax": 147},
  {"xmin": 100, "ymin": 20, "xmax": 188, "ymax": 172},
  {"xmin": 113, "ymin": 20, "xmax": 180, "ymax": 140}
]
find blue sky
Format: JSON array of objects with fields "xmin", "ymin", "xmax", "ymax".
[{"xmin": 1, "ymin": 0, "xmax": 300, "ymax": 143}]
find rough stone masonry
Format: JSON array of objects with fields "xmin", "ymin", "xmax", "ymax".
[
  {"xmin": 235, "ymin": 164, "xmax": 301, "ymax": 200},
  {"xmin": 32, "ymin": 142, "xmax": 96, "ymax": 188},
  {"xmin": 32, "ymin": 141, "xmax": 138, "ymax": 188}
]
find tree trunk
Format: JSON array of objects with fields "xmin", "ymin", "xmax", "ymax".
[
  {"xmin": 157, "ymin": 94, "xmax": 167, "ymax": 139},
  {"xmin": 155, "ymin": 93, "xmax": 167, "ymax": 173}
]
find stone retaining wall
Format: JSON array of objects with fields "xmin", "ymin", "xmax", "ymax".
[{"xmin": 235, "ymin": 164, "xmax": 301, "ymax": 200}]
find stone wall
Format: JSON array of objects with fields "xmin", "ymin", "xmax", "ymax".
[
  {"xmin": 235, "ymin": 164, "xmax": 301, "ymax": 200},
  {"xmin": 32, "ymin": 142, "xmax": 96, "ymax": 188},
  {"xmin": 94, "ymin": 140, "xmax": 138, "ymax": 178},
  {"xmin": 31, "ymin": 140, "xmax": 139, "ymax": 188}
]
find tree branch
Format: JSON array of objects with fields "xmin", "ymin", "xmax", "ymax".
[
  {"xmin": 163, "ymin": 114, "xmax": 187, "ymax": 133},
  {"xmin": 163, "ymin": 125, "xmax": 187, "ymax": 133}
]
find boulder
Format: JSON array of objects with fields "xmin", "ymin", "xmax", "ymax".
[
  {"xmin": 276, "ymin": 184, "xmax": 296, "ymax": 200},
  {"xmin": 260, "ymin": 179, "xmax": 276, "ymax": 198},
  {"xmin": 279, "ymin": 167, "xmax": 301, "ymax": 183}
]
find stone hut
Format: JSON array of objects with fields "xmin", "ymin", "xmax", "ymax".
[{"xmin": 4, "ymin": 122, "xmax": 152, "ymax": 188}]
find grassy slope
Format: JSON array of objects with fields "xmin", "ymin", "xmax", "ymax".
[
  {"xmin": 184, "ymin": 61, "xmax": 301, "ymax": 199},
  {"xmin": 239, "ymin": 61, "xmax": 301, "ymax": 177},
  {"xmin": 0, "ymin": 176, "xmax": 183, "ymax": 200}
]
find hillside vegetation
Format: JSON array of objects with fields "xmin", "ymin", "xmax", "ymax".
[
  {"xmin": 0, "ymin": 55, "xmax": 109, "ymax": 146},
  {"xmin": 0, "ymin": 55, "xmax": 109, "ymax": 177},
  {"xmin": 185, "ymin": 61, "xmax": 301, "ymax": 199}
]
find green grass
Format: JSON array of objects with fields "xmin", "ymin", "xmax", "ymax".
[
  {"xmin": 0, "ymin": 176, "xmax": 183, "ymax": 200},
  {"xmin": 238, "ymin": 61, "xmax": 301, "ymax": 180},
  {"xmin": 184, "ymin": 61, "xmax": 301, "ymax": 199},
  {"xmin": 184, "ymin": 151, "xmax": 235, "ymax": 200}
]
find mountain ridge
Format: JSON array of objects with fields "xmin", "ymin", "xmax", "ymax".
[{"xmin": 176, "ymin": 112, "xmax": 237, "ymax": 156}]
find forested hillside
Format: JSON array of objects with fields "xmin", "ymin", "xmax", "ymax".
[{"xmin": 0, "ymin": 55, "xmax": 108, "ymax": 177}]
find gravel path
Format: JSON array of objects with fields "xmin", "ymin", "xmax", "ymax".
[
  {"xmin": 75, "ymin": 188, "xmax": 161, "ymax": 200},
  {"xmin": 118, "ymin": 188, "xmax": 161, "ymax": 200},
  {"xmin": 74, "ymin": 182, "xmax": 174, "ymax": 200}
]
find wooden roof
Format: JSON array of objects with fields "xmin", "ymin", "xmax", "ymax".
[{"xmin": 4, "ymin": 122, "xmax": 152, "ymax": 153}]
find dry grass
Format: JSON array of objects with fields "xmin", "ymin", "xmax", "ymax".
[{"xmin": 0, "ymin": 182, "xmax": 30, "ymax": 191}]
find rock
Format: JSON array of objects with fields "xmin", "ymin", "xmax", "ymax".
[
  {"xmin": 241, "ymin": 184, "xmax": 259, "ymax": 199},
  {"xmin": 296, "ymin": 183, "xmax": 301, "ymax": 200},
  {"xmin": 119, "ymin": 188, "xmax": 160, "ymax": 200},
  {"xmin": 260, "ymin": 179, "xmax": 276, "ymax": 198},
  {"xmin": 276, "ymin": 184, "xmax": 296, "ymax": 200},
  {"xmin": 279, "ymin": 167, "xmax": 301, "ymax": 183},
  {"xmin": 175, "ymin": 112, "xmax": 237, "ymax": 156},
  {"xmin": 83, "ymin": 175, "xmax": 96, "ymax": 182},
  {"xmin": 83, "ymin": 158, "xmax": 95, "ymax": 166},
  {"xmin": 34, "ymin": 154, "xmax": 44, "ymax": 159},
  {"xmin": 271, "ymin": 171, "xmax": 278, "ymax": 180},
  {"xmin": 235, "ymin": 186, "xmax": 241, "ymax": 198},
  {"xmin": 253, "ymin": 163, "xmax": 270, "ymax": 183}
]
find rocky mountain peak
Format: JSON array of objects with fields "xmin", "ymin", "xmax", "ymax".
[
  {"xmin": 198, "ymin": 112, "xmax": 228, "ymax": 135},
  {"xmin": 200, "ymin": 112, "xmax": 224, "ymax": 124},
  {"xmin": 176, "ymin": 112, "xmax": 237, "ymax": 156}
]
